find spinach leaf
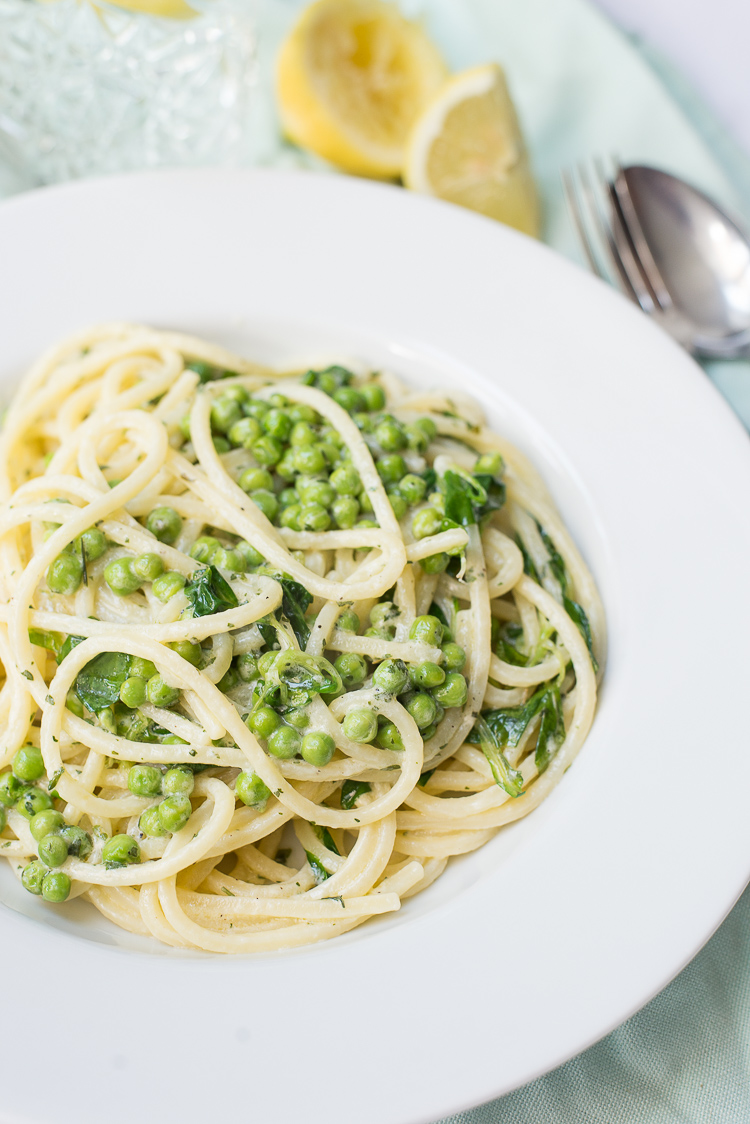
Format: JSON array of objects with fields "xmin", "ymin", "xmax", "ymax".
[
  {"xmin": 75, "ymin": 651, "xmax": 132, "ymax": 713},
  {"xmin": 563, "ymin": 596, "xmax": 599, "ymax": 673},
  {"xmin": 312, "ymin": 823, "xmax": 340, "ymax": 855},
  {"xmin": 470, "ymin": 681, "xmax": 567, "ymax": 784},
  {"xmin": 340, "ymin": 780, "xmax": 371, "ymax": 809},
  {"xmin": 539, "ymin": 525, "xmax": 568, "ymax": 595},
  {"xmin": 443, "ymin": 470, "xmax": 484, "ymax": 527},
  {"xmin": 417, "ymin": 768, "xmax": 435, "ymax": 788},
  {"xmin": 184, "ymin": 565, "xmax": 239, "ymax": 618},
  {"xmin": 58, "ymin": 634, "xmax": 85, "ymax": 664},
  {"xmin": 185, "ymin": 360, "xmax": 238, "ymax": 384},
  {"xmin": 278, "ymin": 576, "xmax": 313, "ymax": 648},
  {"xmin": 29, "ymin": 629, "xmax": 63, "ymax": 656},
  {"xmin": 305, "ymin": 851, "xmax": 331, "ymax": 884},
  {"xmin": 472, "ymin": 716, "xmax": 525, "ymax": 798},
  {"xmin": 257, "ymin": 615, "xmax": 279, "ymax": 651},
  {"xmin": 421, "ymin": 466, "xmax": 437, "ymax": 493},
  {"xmin": 515, "ymin": 535, "xmax": 541, "ymax": 584}
]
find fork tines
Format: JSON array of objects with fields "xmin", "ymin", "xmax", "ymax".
[{"xmin": 562, "ymin": 157, "xmax": 672, "ymax": 315}]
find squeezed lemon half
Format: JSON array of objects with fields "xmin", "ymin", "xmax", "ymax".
[
  {"xmin": 276, "ymin": 0, "xmax": 448, "ymax": 179},
  {"xmin": 404, "ymin": 62, "xmax": 540, "ymax": 236}
]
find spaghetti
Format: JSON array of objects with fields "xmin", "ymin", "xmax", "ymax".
[{"xmin": 0, "ymin": 324, "xmax": 604, "ymax": 953}]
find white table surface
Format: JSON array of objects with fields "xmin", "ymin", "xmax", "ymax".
[{"xmin": 592, "ymin": 0, "xmax": 750, "ymax": 156}]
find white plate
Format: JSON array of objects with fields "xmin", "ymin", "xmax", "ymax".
[{"xmin": 1, "ymin": 169, "xmax": 749, "ymax": 1124}]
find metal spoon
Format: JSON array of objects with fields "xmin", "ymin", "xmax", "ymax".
[{"xmin": 620, "ymin": 165, "xmax": 750, "ymax": 359}]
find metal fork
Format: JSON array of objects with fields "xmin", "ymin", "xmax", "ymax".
[{"xmin": 562, "ymin": 157, "xmax": 697, "ymax": 351}]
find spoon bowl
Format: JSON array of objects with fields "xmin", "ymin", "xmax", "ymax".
[{"xmin": 622, "ymin": 166, "xmax": 750, "ymax": 358}]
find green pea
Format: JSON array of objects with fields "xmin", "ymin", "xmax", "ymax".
[
  {"xmin": 342, "ymin": 708, "xmax": 378, "ymax": 744},
  {"xmin": 179, "ymin": 414, "xmax": 191, "ymax": 440},
  {"xmin": 103, "ymin": 833, "xmax": 141, "ymax": 866},
  {"xmin": 221, "ymin": 384, "xmax": 250, "ymax": 405},
  {"xmin": 406, "ymin": 692, "xmax": 437, "ymax": 729},
  {"xmin": 475, "ymin": 452, "xmax": 504, "ymax": 477},
  {"xmin": 21, "ymin": 860, "xmax": 47, "ymax": 895},
  {"xmin": 162, "ymin": 767, "xmax": 194, "ymax": 797},
  {"xmin": 30, "ymin": 809, "xmax": 65, "ymax": 842},
  {"xmin": 95, "ymin": 706, "xmax": 116, "ymax": 735},
  {"xmin": 333, "ymin": 386, "xmax": 365, "ymax": 413},
  {"xmin": 289, "ymin": 403, "xmax": 319, "ymax": 424},
  {"xmin": 299, "ymin": 503, "xmax": 331, "ymax": 532},
  {"xmin": 212, "ymin": 547, "xmax": 247, "ymax": 572},
  {"xmin": 432, "ymin": 672, "xmax": 468, "ymax": 709},
  {"xmin": 370, "ymin": 601, "xmax": 397, "ymax": 627},
  {"xmin": 228, "ymin": 415, "xmax": 262, "ymax": 448},
  {"xmin": 296, "ymin": 477, "xmax": 335, "ymax": 506},
  {"xmin": 0, "ymin": 805, "xmax": 5, "ymax": 832},
  {"xmin": 319, "ymin": 426, "xmax": 343, "ymax": 447},
  {"xmin": 104, "ymin": 557, "xmax": 140, "ymax": 596},
  {"xmin": 287, "ymin": 422, "xmax": 313, "ymax": 447},
  {"xmin": 409, "ymin": 661, "xmax": 446, "ymax": 689},
  {"xmin": 117, "ymin": 676, "xmax": 145, "ymax": 709},
  {"xmin": 147, "ymin": 674, "xmax": 180, "ymax": 708},
  {"xmin": 411, "ymin": 508, "xmax": 442, "ymax": 539},
  {"xmin": 421, "ymin": 552, "xmax": 449, "ymax": 574},
  {"xmin": 320, "ymin": 442, "xmax": 341, "ymax": 466},
  {"xmin": 415, "ymin": 417, "xmax": 437, "ymax": 442},
  {"xmin": 235, "ymin": 771, "xmax": 271, "ymax": 809},
  {"xmin": 316, "ymin": 372, "xmax": 337, "ymax": 395},
  {"xmin": 139, "ymin": 806, "xmax": 167, "ymax": 838},
  {"xmin": 16, "ymin": 788, "xmax": 53, "ymax": 819},
  {"xmin": 145, "ymin": 506, "xmax": 182, "ymax": 544},
  {"xmin": 132, "ymin": 553, "xmax": 164, "ymax": 583},
  {"xmin": 359, "ymin": 489, "xmax": 374, "ymax": 513},
  {"xmin": 213, "ymin": 436, "xmax": 231, "ymax": 454},
  {"xmin": 279, "ymin": 504, "xmax": 302, "ymax": 531},
  {"xmin": 217, "ymin": 665, "xmax": 240, "ymax": 693},
  {"xmin": 300, "ymin": 731, "xmax": 335, "ymax": 767},
  {"xmin": 336, "ymin": 609, "xmax": 360, "ymax": 633},
  {"xmin": 12, "ymin": 744, "xmax": 44, "ymax": 782},
  {"xmin": 442, "ymin": 642, "xmax": 466, "ymax": 671},
  {"xmin": 276, "ymin": 487, "xmax": 296, "ymax": 509},
  {"xmin": 156, "ymin": 796, "xmax": 192, "ymax": 833},
  {"xmin": 375, "ymin": 418, "xmax": 406, "ymax": 452},
  {"xmin": 238, "ymin": 466, "xmax": 274, "ymax": 493},
  {"xmin": 131, "ymin": 657, "xmax": 157, "ymax": 680},
  {"xmin": 329, "ymin": 465, "xmax": 361, "ymax": 495},
  {"xmin": 284, "ymin": 707, "xmax": 310, "ymax": 730},
  {"xmin": 331, "ymin": 496, "xmax": 359, "ymax": 528},
  {"xmin": 65, "ymin": 691, "xmax": 84, "ymax": 718},
  {"xmin": 261, "ymin": 408, "xmax": 292, "ymax": 442},
  {"xmin": 360, "ymin": 383, "xmax": 386, "ymax": 411},
  {"xmin": 152, "ymin": 571, "xmax": 187, "ymax": 602},
  {"xmin": 237, "ymin": 541, "xmax": 265, "ymax": 567},
  {"xmin": 267, "ymin": 726, "xmax": 301, "ymax": 759},
  {"xmin": 117, "ymin": 709, "xmax": 150, "ymax": 742},
  {"xmin": 273, "ymin": 453, "xmax": 296, "ymax": 481},
  {"xmin": 47, "ymin": 552, "xmax": 83, "ymax": 595},
  {"xmin": 388, "ymin": 491, "xmax": 408, "ymax": 520},
  {"xmin": 290, "ymin": 445, "xmax": 323, "ymax": 475},
  {"xmin": 58, "ymin": 825, "xmax": 92, "ymax": 858},
  {"xmin": 236, "ymin": 654, "xmax": 258, "ymax": 682},
  {"xmin": 399, "ymin": 474, "xmax": 427, "ymax": 505},
  {"xmin": 252, "ymin": 435, "xmax": 283, "ymax": 466},
  {"xmin": 376, "ymin": 721, "xmax": 404, "ymax": 751},
  {"xmin": 76, "ymin": 528, "xmax": 108, "ymax": 561},
  {"xmin": 41, "ymin": 870, "xmax": 71, "ymax": 902},
  {"xmin": 334, "ymin": 652, "xmax": 368, "ymax": 688},
  {"xmin": 372, "ymin": 658, "xmax": 409, "ymax": 695},
  {"xmin": 243, "ymin": 399, "xmax": 269, "ymax": 421},
  {"xmin": 421, "ymin": 723, "xmax": 438, "ymax": 741},
  {"xmin": 352, "ymin": 412, "xmax": 373, "ymax": 433},
  {"xmin": 409, "ymin": 615, "xmax": 444, "ymax": 646},
  {"xmin": 161, "ymin": 735, "xmax": 189, "ymax": 746},
  {"xmin": 268, "ymin": 393, "xmax": 288, "ymax": 409},
  {"xmin": 376, "ymin": 454, "xmax": 406, "ymax": 483},
  {"xmin": 38, "ymin": 833, "xmax": 68, "ymax": 868},
  {"xmin": 248, "ymin": 706, "xmax": 280, "ymax": 739},
  {"xmin": 211, "ymin": 395, "xmax": 243, "ymax": 433},
  {"xmin": 127, "ymin": 764, "xmax": 162, "ymax": 797},
  {"xmin": 189, "ymin": 535, "xmax": 221, "ymax": 563},
  {"xmin": 249, "ymin": 489, "xmax": 279, "ymax": 521}
]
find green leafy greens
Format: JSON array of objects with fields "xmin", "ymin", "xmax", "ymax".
[
  {"xmin": 469, "ymin": 680, "xmax": 566, "ymax": 793},
  {"xmin": 75, "ymin": 652, "xmax": 132, "ymax": 713},
  {"xmin": 340, "ymin": 780, "xmax": 371, "ymax": 809},
  {"xmin": 184, "ymin": 565, "xmax": 239, "ymax": 618}
]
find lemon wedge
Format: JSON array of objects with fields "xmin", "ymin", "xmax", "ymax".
[
  {"xmin": 276, "ymin": 0, "xmax": 448, "ymax": 179},
  {"xmin": 99, "ymin": 0, "xmax": 197, "ymax": 17},
  {"xmin": 404, "ymin": 62, "xmax": 540, "ymax": 236}
]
